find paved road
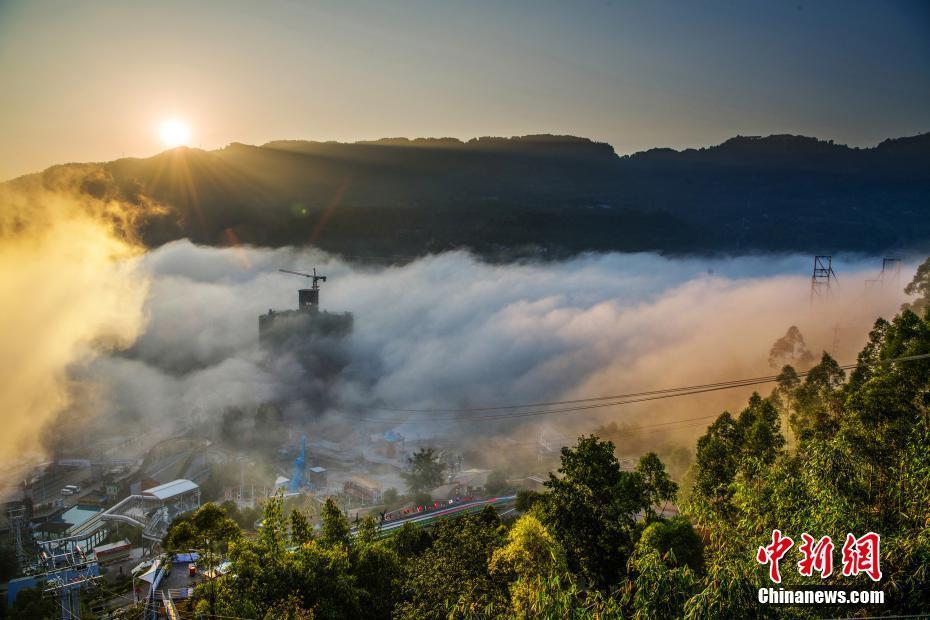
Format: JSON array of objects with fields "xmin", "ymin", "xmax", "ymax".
[{"xmin": 357, "ymin": 495, "xmax": 518, "ymax": 537}]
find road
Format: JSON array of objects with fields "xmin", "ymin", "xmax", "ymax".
[{"xmin": 356, "ymin": 495, "xmax": 518, "ymax": 537}]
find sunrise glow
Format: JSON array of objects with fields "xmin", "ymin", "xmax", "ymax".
[{"xmin": 159, "ymin": 119, "xmax": 191, "ymax": 148}]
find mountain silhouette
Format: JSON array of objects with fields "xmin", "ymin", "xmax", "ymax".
[{"xmin": 16, "ymin": 133, "xmax": 930, "ymax": 260}]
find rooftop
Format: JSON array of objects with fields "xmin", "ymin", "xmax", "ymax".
[
  {"xmin": 451, "ymin": 469, "xmax": 491, "ymax": 486},
  {"xmin": 93, "ymin": 540, "xmax": 131, "ymax": 553},
  {"xmin": 344, "ymin": 476, "xmax": 380, "ymax": 490},
  {"xmin": 143, "ymin": 479, "xmax": 199, "ymax": 500}
]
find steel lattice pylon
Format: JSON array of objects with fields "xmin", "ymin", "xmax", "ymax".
[{"xmin": 810, "ymin": 255, "xmax": 838, "ymax": 305}]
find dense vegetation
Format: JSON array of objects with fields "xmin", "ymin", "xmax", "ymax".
[
  {"xmin": 153, "ymin": 263, "xmax": 930, "ymax": 618},
  {"xmin": 12, "ymin": 133, "xmax": 930, "ymax": 260}
]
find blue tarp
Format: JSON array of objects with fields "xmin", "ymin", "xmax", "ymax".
[{"xmin": 173, "ymin": 552, "xmax": 200, "ymax": 563}]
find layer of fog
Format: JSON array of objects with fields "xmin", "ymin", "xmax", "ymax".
[
  {"xmin": 0, "ymin": 167, "xmax": 154, "ymax": 489},
  {"xmin": 71, "ymin": 241, "xmax": 918, "ymax": 461},
  {"xmin": 1, "ymin": 163, "xmax": 920, "ymax": 495}
]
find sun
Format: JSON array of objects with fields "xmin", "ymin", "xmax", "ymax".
[{"xmin": 159, "ymin": 119, "xmax": 191, "ymax": 148}]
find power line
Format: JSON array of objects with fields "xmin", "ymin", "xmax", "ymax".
[
  {"xmin": 504, "ymin": 418, "xmax": 715, "ymax": 447},
  {"xmin": 377, "ymin": 372, "xmax": 814, "ymax": 413},
  {"xmin": 356, "ymin": 352, "xmax": 930, "ymax": 423},
  {"xmin": 353, "ymin": 380, "xmax": 776, "ymax": 424},
  {"xmin": 378, "ymin": 351, "xmax": 930, "ymax": 414}
]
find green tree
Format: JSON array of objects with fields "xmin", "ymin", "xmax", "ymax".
[
  {"xmin": 689, "ymin": 393, "xmax": 785, "ymax": 523},
  {"xmin": 690, "ymin": 411, "xmax": 741, "ymax": 518},
  {"xmin": 401, "ymin": 448, "xmax": 446, "ymax": 495},
  {"xmin": 9, "ymin": 586, "xmax": 57, "ymax": 619},
  {"xmin": 258, "ymin": 493, "xmax": 288, "ymax": 555},
  {"xmin": 514, "ymin": 489, "xmax": 543, "ymax": 513},
  {"xmin": 772, "ymin": 364, "xmax": 800, "ymax": 434},
  {"xmin": 842, "ymin": 308, "xmax": 930, "ymax": 524},
  {"xmin": 636, "ymin": 451, "xmax": 678, "ymax": 519},
  {"xmin": 541, "ymin": 435, "xmax": 649, "ymax": 589},
  {"xmin": 354, "ymin": 515, "xmax": 378, "ymax": 546},
  {"xmin": 221, "ymin": 499, "xmax": 261, "ymax": 531},
  {"xmin": 739, "ymin": 393, "xmax": 786, "ymax": 465},
  {"xmin": 390, "ymin": 522, "xmax": 431, "ymax": 558},
  {"xmin": 682, "ymin": 562, "xmax": 775, "ymax": 620},
  {"xmin": 291, "ymin": 541, "xmax": 362, "ymax": 618},
  {"xmin": 164, "ymin": 502, "xmax": 241, "ymax": 559},
  {"xmin": 791, "ymin": 352, "xmax": 845, "ymax": 442},
  {"xmin": 684, "ymin": 307, "xmax": 930, "ymax": 617},
  {"xmin": 164, "ymin": 502, "xmax": 241, "ymax": 619},
  {"xmin": 352, "ymin": 518, "xmax": 402, "ymax": 619},
  {"xmin": 846, "ymin": 318, "xmax": 890, "ymax": 391},
  {"xmin": 626, "ymin": 547, "xmax": 699, "ymax": 620},
  {"xmin": 263, "ymin": 594, "xmax": 315, "ymax": 620},
  {"xmin": 489, "ymin": 514, "xmax": 566, "ymax": 618},
  {"xmin": 635, "ymin": 515, "xmax": 703, "ymax": 572},
  {"xmin": 320, "ymin": 498, "xmax": 350, "ymax": 548},
  {"xmin": 216, "ymin": 498, "xmax": 363, "ymax": 619},
  {"xmin": 396, "ymin": 508, "xmax": 506, "ymax": 618},
  {"xmin": 903, "ymin": 255, "xmax": 930, "ymax": 313},
  {"xmin": 290, "ymin": 508, "xmax": 313, "ymax": 545}
]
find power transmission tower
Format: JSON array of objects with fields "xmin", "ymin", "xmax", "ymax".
[
  {"xmin": 38, "ymin": 540, "xmax": 99, "ymax": 620},
  {"xmin": 881, "ymin": 258, "xmax": 902, "ymax": 291},
  {"xmin": 864, "ymin": 258, "xmax": 902, "ymax": 295},
  {"xmin": 810, "ymin": 255, "xmax": 838, "ymax": 305},
  {"xmin": 7, "ymin": 506, "xmax": 27, "ymax": 568}
]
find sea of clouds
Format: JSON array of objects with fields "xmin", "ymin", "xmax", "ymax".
[{"xmin": 71, "ymin": 242, "xmax": 917, "ymax": 452}]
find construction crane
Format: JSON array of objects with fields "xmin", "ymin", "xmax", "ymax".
[
  {"xmin": 279, "ymin": 268, "xmax": 328, "ymax": 313},
  {"xmin": 279, "ymin": 268, "xmax": 327, "ymax": 290}
]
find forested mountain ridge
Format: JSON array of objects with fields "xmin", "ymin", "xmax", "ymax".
[{"xmin": 14, "ymin": 132, "xmax": 930, "ymax": 260}]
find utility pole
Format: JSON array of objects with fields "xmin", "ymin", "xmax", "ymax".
[{"xmin": 238, "ymin": 456, "xmax": 245, "ymax": 506}]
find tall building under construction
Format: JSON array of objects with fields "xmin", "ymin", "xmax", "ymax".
[{"xmin": 259, "ymin": 269, "xmax": 353, "ymax": 348}]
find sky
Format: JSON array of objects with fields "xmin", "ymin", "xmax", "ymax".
[{"xmin": 0, "ymin": 0, "xmax": 928, "ymax": 181}]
